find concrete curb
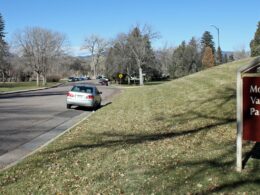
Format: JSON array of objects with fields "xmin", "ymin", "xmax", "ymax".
[
  {"xmin": 0, "ymin": 110, "xmax": 91, "ymax": 171},
  {"xmin": 109, "ymin": 85, "xmax": 143, "ymax": 89}
]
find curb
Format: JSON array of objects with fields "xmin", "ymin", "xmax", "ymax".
[{"xmin": 0, "ymin": 110, "xmax": 91, "ymax": 171}]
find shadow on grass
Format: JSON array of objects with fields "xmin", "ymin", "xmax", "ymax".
[
  {"xmin": 38, "ymin": 118, "xmax": 235, "ymax": 160},
  {"xmin": 1, "ymin": 86, "xmax": 256, "ymax": 193},
  {"xmin": 142, "ymin": 148, "xmax": 236, "ymax": 193},
  {"xmin": 204, "ymin": 179, "xmax": 260, "ymax": 193},
  {"xmin": 73, "ymin": 102, "xmax": 112, "ymax": 112},
  {"xmin": 243, "ymin": 142, "xmax": 260, "ymax": 169}
]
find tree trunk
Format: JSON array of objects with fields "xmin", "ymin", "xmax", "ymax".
[
  {"xmin": 92, "ymin": 56, "xmax": 96, "ymax": 79},
  {"xmin": 36, "ymin": 72, "xmax": 40, "ymax": 86},
  {"xmin": 139, "ymin": 66, "xmax": 144, "ymax": 86},
  {"xmin": 2, "ymin": 72, "xmax": 4, "ymax": 83},
  {"xmin": 42, "ymin": 74, "xmax": 46, "ymax": 86},
  {"xmin": 127, "ymin": 66, "xmax": 131, "ymax": 85}
]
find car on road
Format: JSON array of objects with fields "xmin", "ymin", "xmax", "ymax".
[
  {"xmin": 66, "ymin": 84, "xmax": 102, "ymax": 109},
  {"xmin": 99, "ymin": 78, "xmax": 109, "ymax": 86},
  {"xmin": 68, "ymin": 77, "xmax": 76, "ymax": 82}
]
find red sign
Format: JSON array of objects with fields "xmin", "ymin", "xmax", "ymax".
[{"xmin": 243, "ymin": 76, "xmax": 260, "ymax": 141}]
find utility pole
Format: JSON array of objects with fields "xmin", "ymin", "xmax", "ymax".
[{"xmin": 210, "ymin": 25, "xmax": 220, "ymax": 48}]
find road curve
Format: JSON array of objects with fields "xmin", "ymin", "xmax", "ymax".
[{"xmin": 0, "ymin": 81, "xmax": 121, "ymax": 169}]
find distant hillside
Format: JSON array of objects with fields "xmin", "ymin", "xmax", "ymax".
[
  {"xmin": 76, "ymin": 55, "xmax": 92, "ymax": 60},
  {"xmin": 222, "ymin": 51, "xmax": 233, "ymax": 56},
  {"xmin": 76, "ymin": 51, "xmax": 109, "ymax": 60}
]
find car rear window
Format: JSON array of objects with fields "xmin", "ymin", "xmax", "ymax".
[{"xmin": 71, "ymin": 86, "xmax": 93, "ymax": 93}]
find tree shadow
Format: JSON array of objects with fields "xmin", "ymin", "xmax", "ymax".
[
  {"xmin": 203, "ymin": 179, "xmax": 260, "ymax": 193},
  {"xmin": 1, "ymin": 86, "xmax": 254, "ymax": 193},
  {"xmin": 243, "ymin": 142, "xmax": 260, "ymax": 169},
  {"xmin": 35, "ymin": 117, "xmax": 235, "ymax": 167},
  {"xmin": 72, "ymin": 101, "xmax": 112, "ymax": 112}
]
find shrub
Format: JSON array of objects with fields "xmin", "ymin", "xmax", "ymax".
[{"xmin": 46, "ymin": 75, "xmax": 61, "ymax": 82}]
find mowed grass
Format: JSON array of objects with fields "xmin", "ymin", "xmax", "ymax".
[
  {"xmin": 1, "ymin": 58, "xmax": 260, "ymax": 194},
  {"xmin": 0, "ymin": 82, "xmax": 61, "ymax": 92}
]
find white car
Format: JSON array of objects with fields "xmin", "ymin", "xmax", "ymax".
[{"xmin": 66, "ymin": 85, "xmax": 102, "ymax": 109}]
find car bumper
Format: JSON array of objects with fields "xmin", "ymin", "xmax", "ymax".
[{"xmin": 66, "ymin": 99, "xmax": 95, "ymax": 107}]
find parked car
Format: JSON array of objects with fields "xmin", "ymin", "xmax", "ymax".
[
  {"xmin": 66, "ymin": 84, "xmax": 102, "ymax": 109},
  {"xmin": 68, "ymin": 77, "xmax": 75, "ymax": 82},
  {"xmin": 99, "ymin": 78, "xmax": 109, "ymax": 86},
  {"xmin": 74, "ymin": 77, "xmax": 80, "ymax": 81}
]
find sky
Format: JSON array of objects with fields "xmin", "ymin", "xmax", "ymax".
[{"xmin": 0, "ymin": 0, "xmax": 260, "ymax": 56}]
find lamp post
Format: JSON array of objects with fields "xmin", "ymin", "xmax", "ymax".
[{"xmin": 210, "ymin": 25, "xmax": 220, "ymax": 48}]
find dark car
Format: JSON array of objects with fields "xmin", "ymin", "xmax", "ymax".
[
  {"xmin": 68, "ymin": 77, "xmax": 75, "ymax": 82},
  {"xmin": 99, "ymin": 78, "xmax": 109, "ymax": 86}
]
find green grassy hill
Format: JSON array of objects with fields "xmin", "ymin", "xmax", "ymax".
[{"xmin": 1, "ymin": 58, "xmax": 259, "ymax": 194}]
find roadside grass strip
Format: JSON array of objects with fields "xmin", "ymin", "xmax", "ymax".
[
  {"xmin": 1, "ymin": 58, "xmax": 260, "ymax": 194},
  {"xmin": 0, "ymin": 82, "xmax": 61, "ymax": 93}
]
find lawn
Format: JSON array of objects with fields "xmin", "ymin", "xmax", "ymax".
[
  {"xmin": 0, "ymin": 82, "xmax": 62, "ymax": 92},
  {"xmin": 1, "ymin": 58, "xmax": 260, "ymax": 194}
]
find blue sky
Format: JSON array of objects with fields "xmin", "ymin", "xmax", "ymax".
[{"xmin": 1, "ymin": 0, "xmax": 260, "ymax": 55}]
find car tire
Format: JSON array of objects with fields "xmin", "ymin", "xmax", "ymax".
[
  {"xmin": 67, "ymin": 104, "xmax": 72, "ymax": 109},
  {"xmin": 93, "ymin": 102, "xmax": 100, "ymax": 111}
]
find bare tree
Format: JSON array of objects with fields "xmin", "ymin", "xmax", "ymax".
[
  {"xmin": 233, "ymin": 45, "xmax": 250, "ymax": 60},
  {"xmin": 14, "ymin": 27, "xmax": 66, "ymax": 86},
  {"xmin": 81, "ymin": 34, "xmax": 109, "ymax": 78},
  {"xmin": 157, "ymin": 44, "xmax": 175, "ymax": 76},
  {"xmin": 113, "ymin": 33, "xmax": 133, "ymax": 84},
  {"xmin": 127, "ymin": 25, "xmax": 159, "ymax": 85}
]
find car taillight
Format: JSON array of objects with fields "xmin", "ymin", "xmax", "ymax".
[
  {"xmin": 86, "ymin": 95, "xmax": 94, "ymax": 100},
  {"xmin": 67, "ymin": 92, "xmax": 74, "ymax": 97}
]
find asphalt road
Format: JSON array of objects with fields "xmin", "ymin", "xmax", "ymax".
[{"xmin": 0, "ymin": 80, "xmax": 121, "ymax": 168}]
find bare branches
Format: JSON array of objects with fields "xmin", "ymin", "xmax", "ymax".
[
  {"xmin": 126, "ymin": 25, "xmax": 159, "ymax": 85},
  {"xmin": 81, "ymin": 34, "xmax": 109, "ymax": 78},
  {"xmin": 13, "ymin": 27, "xmax": 66, "ymax": 85}
]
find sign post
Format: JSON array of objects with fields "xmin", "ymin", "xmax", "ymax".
[
  {"xmin": 118, "ymin": 73, "xmax": 123, "ymax": 85},
  {"xmin": 237, "ymin": 70, "xmax": 243, "ymax": 172},
  {"xmin": 237, "ymin": 57, "xmax": 260, "ymax": 172}
]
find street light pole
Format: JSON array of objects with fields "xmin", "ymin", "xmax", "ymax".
[{"xmin": 210, "ymin": 25, "xmax": 220, "ymax": 48}]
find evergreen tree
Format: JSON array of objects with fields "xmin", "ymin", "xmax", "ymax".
[
  {"xmin": 142, "ymin": 34, "xmax": 159, "ymax": 80},
  {"xmin": 170, "ymin": 41, "xmax": 186, "ymax": 78},
  {"xmin": 202, "ymin": 46, "xmax": 215, "ymax": 68},
  {"xmin": 201, "ymin": 31, "xmax": 215, "ymax": 55},
  {"xmin": 169, "ymin": 38, "xmax": 203, "ymax": 79},
  {"xmin": 229, "ymin": 54, "xmax": 234, "ymax": 62},
  {"xmin": 216, "ymin": 46, "xmax": 223, "ymax": 65},
  {"xmin": 223, "ymin": 54, "xmax": 228, "ymax": 63},
  {"xmin": 0, "ymin": 13, "xmax": 5, "ymax": 39},
  {"xmin": 0, "ymin": 13, "xmax": 6, "ymax": 55},
  {"xmin": 250, "ymin": 21, "xmax": 260, "ymax": 57},
  {"xmin": 188, "ymin": 37, "xmax": 202, "ymax": 71},
  {"xmin": 0, "ymin": 13, "xmax": 8, "ymax": 81}
]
